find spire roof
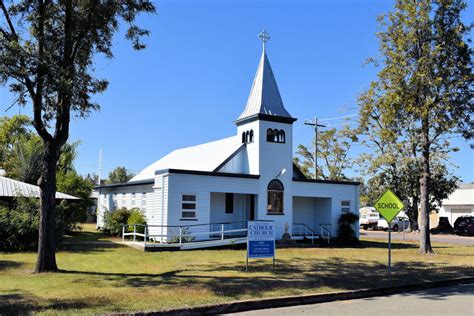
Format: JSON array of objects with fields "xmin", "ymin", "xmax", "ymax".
[{"xmin": 236, "ymin": 31, "xmax": 295, "ymax": 125}]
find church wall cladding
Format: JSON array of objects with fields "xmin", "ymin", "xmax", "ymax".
[
  {"xmin": 293, "ymin": 197, "xmax": 332, "ymax": 232},
  {"xmin": 292, "ymin": 181, "xmax": 359, "ymax": 238},
  {"xmin": 166, "ymin": 173, "xmax": 259, "ymax": 240},
  {"xmin": 96, "ymin": 183, "xmax": 154, "ymax": 229},
  {"xmin": 210, "ymin": 193, "xmax": 249, "ymax": 224},
  {"xmin": 254, "ymin": 119, "xmax": 295, "ymax": 238}
]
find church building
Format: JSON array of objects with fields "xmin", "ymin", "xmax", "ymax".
[{"xmin": 96, "ymin": 31, "xmax": 360, "ymax": 244}]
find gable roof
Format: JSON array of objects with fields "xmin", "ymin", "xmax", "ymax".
[
  {"xmin": 236, "ymin": 51, "xmax": 295, "ymax": 124},
  {"xmin": 0, "ymin": 176, "xmax": 79, "ymax": 199},
  {"xmin": 130, "ymin": 136, "xmax": 243, "ymax": 182}
]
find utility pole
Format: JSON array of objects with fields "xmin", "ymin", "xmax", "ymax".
[
  {"xmin": 98, "ymin": 149, "xmax": 102, "ymax": 186},
  {"xmin": 304, "ymin": 117, "xmax": 326, "ymax": 179}
]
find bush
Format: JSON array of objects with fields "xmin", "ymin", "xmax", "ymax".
[
  {"xmin": 127, "ymin": 208, "xmax": 146, "ymax": 234},
  {"xmin": 338, "ymin": 213, "xmax": 359, "ymax": 245},
  {"xmin": 104, "ymin": 208, "xmax": 131, "ymax": 235},
  {"xmin": 0, "ymin": 197, "xmax": 76, "ymax": 251}
]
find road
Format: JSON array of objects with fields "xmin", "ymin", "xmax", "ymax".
[
  {"xmin": 360, "ymin": 230, "xmax": 474, "ymax": 246},
  {"xmin": 228, "ymin": 284, "xmax": 474, "ymax": 316}
]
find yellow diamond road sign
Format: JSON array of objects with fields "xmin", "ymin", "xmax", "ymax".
[{"xmin": 374, "ymin": 189, "xmax": 404, "ymax": 223}]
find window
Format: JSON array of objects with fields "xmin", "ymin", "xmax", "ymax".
[
  {"xmin": 242, "ymin": 129, "xmax": 254, "ymax": 143},
  {"xmin": 267, "ymin": 128, "xmax": 274, "ymax": 142},
  {"xmin": 341, "ymin": 200, "xmax": 351, "ymax": 213},
  {"xmin": 131, "ymin": 193, "xmax": 136, "ymax": 206},
  {"xmin": 267, "ymin": 128, "xmax": 285, "ymax": 143},
  {"xmin": 279, "ymin": 130, "xmax": 285, "ymax": 143},
  {"xmin": 182, "ymin": 194, "xmax": 197, "ymax": 219},
  {"xmin": 141, "ymin": 192, "xmax": 147, "ymax": 211},
  {"xmin": 267, "ymin": 179, "xmax": 284, "ymax": 214},
  {"xmin": 225, "ymin": 193, "xmax": 234, "ymax": 214},
  {"xmin": 273, "ymin": 129, "xmax": 279, "ymax": 142}
]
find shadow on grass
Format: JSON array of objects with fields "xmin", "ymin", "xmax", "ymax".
[
  {"xmin": 59, "ymin": 256, "xmax": 473, "ymax": 300},
  {"xmin": 0, "ymin": 260, "xmax": 23, "ymax": 271},
  {"xmin": 0, "ymin": 293, "xmax": 113, "ymax": 314}
]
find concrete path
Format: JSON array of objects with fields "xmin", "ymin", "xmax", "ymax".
[
  {"xmin": 360, "ymin": 230, "xmax": 474, "ymax": 246},
  {"xmin": 228, "ymin": 284, "xmax": 474, "ymax": 316}
]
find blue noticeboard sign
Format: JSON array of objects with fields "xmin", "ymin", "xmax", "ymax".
[
  {"xmin": 246, "ymin": 221, "xmax": 275, "ymax": 271},
  {"xmin": 248, "ymin": 240, "xmax": 274, "ymax": 258}
]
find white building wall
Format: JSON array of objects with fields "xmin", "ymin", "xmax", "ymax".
[
  {"xmin": 253, "ymin": 120, "xmax": 294, "ymax": 239},
  {"xmin": 210, "ymin": 192, "xmax": 249, "ymax": 223},
  {"xmin": 292, "ymin": 181, "xmax": 359, "ymax": 238},
  {"xmin": 96, "ymin": 183, "xmax": 154, "ymax": 229}
]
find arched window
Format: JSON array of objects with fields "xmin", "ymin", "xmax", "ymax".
[
  {"xmin": 267, "ymin": 179, "xmax": 284, "ymax": 214},
  {"xmin": 245, "ymin": 131, "xmax": 250, "ymax": 143},
  {"xmin": 242, "ymin": 132, "xmax": 246, "ymax": 143},
  {"xmin": 273, "ymin": 129, "xmax": 279, "ymax": 142},
  {"xmin": 279, "ymin": 130, "xmax": 285, "ymax": 143},
  {"xmin": 249, "ymin": 130, "xmax": 254, "ymax": 142},
  {"xmin": 267, "ymin": 128, "xmax": 274, "ymax": 142}
]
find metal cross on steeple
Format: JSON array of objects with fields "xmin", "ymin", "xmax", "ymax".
[{"xmin": 258, "ymin": 29, "xmax": 270, "ymax": 52}]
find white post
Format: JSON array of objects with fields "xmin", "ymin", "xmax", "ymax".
[
  {"xmin": 179, "ymin": 227, "xmax": 183, "ymax": 246},
  {"xmin": 221, "ymin": 224, "xmax": 224, "ymax": 240},
  {"xmin": 144, "ymin": 226, "xmax": 147, "ymax": 246},
  {"xmin": 122, "ymin": 226, "xmax": 124, "ymax": 242},
  {"xmin": 133, "ymin": 225, "xmax": 136, "ymax": 242}
]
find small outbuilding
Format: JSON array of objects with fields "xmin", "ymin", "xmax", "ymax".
[
  {"xmin": 439, "ymin": 183, "xmax": 474, "ymax": 226},
  {"xmin": 0, "ymin": 176, "xmax": 79, "ymax": 202}
]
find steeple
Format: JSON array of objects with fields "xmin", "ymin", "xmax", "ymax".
[{"xmin": 236, "ymin": 30, "xmax": 296, "ymax": 126}]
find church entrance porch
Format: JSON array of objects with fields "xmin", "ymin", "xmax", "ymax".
[
  {"xmin": 292, "ymin": 196, "xmax": 332, "ymax": 240},
  {"xmin": 209, "ymin": 192, "xmax": 256, "ymax": 236}
]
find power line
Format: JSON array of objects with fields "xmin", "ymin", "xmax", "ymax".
[{"xmin": 319, "ymin": 114, "xmax": 358, "ymax": 121}]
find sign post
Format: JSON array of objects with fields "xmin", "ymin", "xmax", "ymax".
[
  {"xmin": 374, "ymin": 189, "xmax": 404, "ymax": 276},
  {"xmin": 246, "ymin": 221, "xmax": 275, "ymax": 272}
]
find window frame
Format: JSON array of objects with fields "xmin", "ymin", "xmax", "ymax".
[
  {"xmin": 341, "ymin": 200, "xmax": 351, "ymax": 213},
  {"xmin": 181, "ymin": 194, "xmax": 197, "ymax": 220},
  {"xmin": 267, "ymin": 179, "xmax": 285, "ymax": 215}
]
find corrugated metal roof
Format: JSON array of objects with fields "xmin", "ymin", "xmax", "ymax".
[
  {"xmin": 237, "ymin": 51, "xmax": 293, "ymax": 121},
  {"xmin": 130, "ymin": 136, "xmax": 243, "ymax": 182},
  {"xmin": 0, "ymin": 176, "xmax": 79, "ymax": 199}
]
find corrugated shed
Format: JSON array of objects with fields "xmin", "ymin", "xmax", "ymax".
[
  {"xmin": 130, "ymin": 136, "xmax": 243, "ymax": 182},
  {"xmin": 0, "ymin": 176, "xmax": 79, "ymax": 200},
  {"xmin": 237, "ymin": 51, "xmax": 293, "ymax": 121}
]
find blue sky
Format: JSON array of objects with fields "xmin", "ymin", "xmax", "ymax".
[{"xmin": 1, "ymin": 0, "xmax": 473, "ymax": 182}]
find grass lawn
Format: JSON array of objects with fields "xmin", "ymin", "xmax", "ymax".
[{"xmin": 0, "ymin": 224, "xmax": 473, "ymax": 315}]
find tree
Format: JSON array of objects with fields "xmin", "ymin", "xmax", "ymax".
[
  {"xmin": 0, "ymin": 0, "xmax": 155, "ymax": 272},
  {"xmin": 294, "ymin": 125, "xmax": 358, "ymax": 180},
  {"xmin": 0, "ymin": 115, "xmax": 32, "ymax": 169},
  {"xmin": 358, "ymin": 111, "xmax": 459, "ymax": 231},
  {"xmin": 359, "ymin": 0, "xmax": 472, "ymax": 253},
  {"xmin": 107, "ymin": 166, "xmax": 134, "ymax": 184}
]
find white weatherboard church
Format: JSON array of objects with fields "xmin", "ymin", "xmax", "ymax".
[{"xmin": 96, "ymin": 31, "xmax": 360, "ymax": 244}]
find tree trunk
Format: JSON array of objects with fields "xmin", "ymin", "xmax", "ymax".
[
  {"xmin": 419, "ymin": 120, "xmax": 433, "ymax": 254},
  {"xmin": 34, "ymin": 142, "xmax": 59, "ymax": 273}
]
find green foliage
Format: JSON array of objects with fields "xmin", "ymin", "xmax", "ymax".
[
  {"xmin": 0, "ymin": 197, "xmax": 83, "ymax": 251},
  {"xmin": 294, "ymin": 125, "xmax": 359, "ymax": 180},
  {"xmin": 4, "ymin": 135, "xmax": 43, "ymax": 184},
  {"xmin": 106, "ymin": 166, "xmax": 135, "ymax": 184},
  {"xmin": 104, "ymin": 208, "xmax": 131, "ymax": 236},
  {"xmin": 0, "ymin": 115, "xmax": 32, "ymax": 169},
  {"xmin": 358, "ymin": 0, "xmax": 472, "ymax": 252},
  {"xmin": 0, "ymin": 0, "xmax": 155, "ymax": 270},
  {"xmin": 337, "ymin": 213, "xmax": 359, "ymax": 245},
  {"xmin": 56, "ymin": 170, "xmax": 94, "ymax": 225},
  {"xmin": 127, "ymin": 208, "xmax": 146, "ymax": 234}
]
